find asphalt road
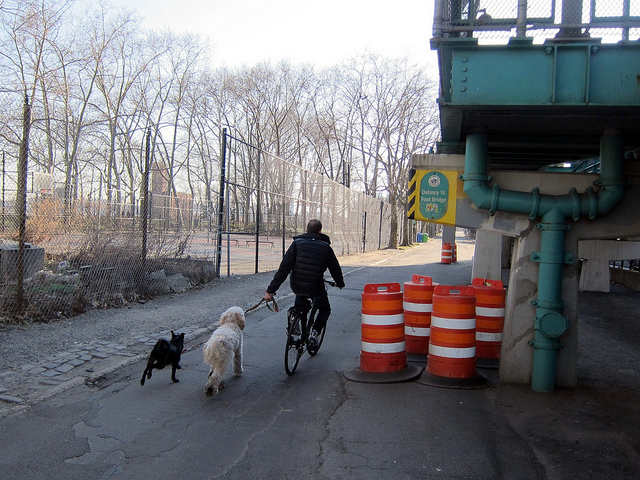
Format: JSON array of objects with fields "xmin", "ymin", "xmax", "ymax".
[{"xmin": 1, "ymin": 239, "xmax": 639, "ymax": 479}]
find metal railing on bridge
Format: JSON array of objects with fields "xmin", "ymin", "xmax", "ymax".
[{"xmin": 433, "ymin": 0, "xmax": 640, "ymax": 42}]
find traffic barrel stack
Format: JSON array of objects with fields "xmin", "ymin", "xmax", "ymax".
[
  {"xmin": 472, "ymin": 277, "xmax": 506, "ymax": 369},
  {"xmin": 418, "ymin": 285, "xmax": 488, "ymax": 389},
  {"xmin": 344, "ymin": 283, "xmax": 421, "ymax": 383},
  {"xmin": 441, "ymin": 243, "xmax": 453, "ymax": 264},
  {"xmin": 360, "ymin": 282, "xmax": 405, "ymax": 373},
  {"xmin": 403, "ymin": 275, "xmax": 435, "ymax": 355}
]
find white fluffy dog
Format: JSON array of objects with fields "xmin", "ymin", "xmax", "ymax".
[{"xmin": 203, "ymin": 306, "xmax": 245, "ymax": 396}]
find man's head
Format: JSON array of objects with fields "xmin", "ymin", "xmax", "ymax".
[{"xmin": 307, "ymin": 219, "xmax": 322, "ymax": 234}]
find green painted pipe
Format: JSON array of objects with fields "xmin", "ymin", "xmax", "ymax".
[
  {"xmin": 462, "ymin": 132, "xmax": 625, "ymax": 392},
  {"xmin": 462, "ymin": 134, "xmax": 625, "ymax": 221},
  {"xmin": 530, "ymin": 209, "xmax": 570, "ymax": 392}
]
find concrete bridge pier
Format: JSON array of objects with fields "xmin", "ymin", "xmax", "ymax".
[
  {"xmin": 471, "ymin": 230, "xmax": 504, "ymax": 281},
  {"xmin": 442, "ymin": 226, "xmax": 456, "ymax": 254}
]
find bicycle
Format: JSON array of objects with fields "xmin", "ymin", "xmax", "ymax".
[{"xmin": 284, "ymin": 280, "xmax": 336, "ymax": 375}]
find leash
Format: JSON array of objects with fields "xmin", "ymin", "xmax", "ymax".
[
  {"xmin": 245, "ymin": 297, "xmax": 279, "ymax": 315},
  {"xmin": 245, "ymin": 279, "xmax": 336, "ymax": 315}
]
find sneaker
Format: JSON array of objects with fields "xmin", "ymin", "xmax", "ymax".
[{"xmin": 307, "ymin": 329, "xmax": 319, "ymax": 354}]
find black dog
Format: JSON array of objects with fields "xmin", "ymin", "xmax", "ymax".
[{"xmin": 140, "ymin": 331, "xmax": 185, "ymax": 385}]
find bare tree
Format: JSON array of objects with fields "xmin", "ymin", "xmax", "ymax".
[
  {"xmin": 142, "ymin": 31, "xmax": 208, "ymax": 229},
  {"xmin": 0, "ymin": 0, "xmax": 72, "ymax": 172},
  {"xmin": 337, "ymin": 55, "xmax": 439, "ymax": 247},
  {"xmin": 95, "ymin": 10, "xmax": 157, "ymax": 220},
  {"xmin": 0, "ymin": 0, "xmax": 440, "ymax": 253}
]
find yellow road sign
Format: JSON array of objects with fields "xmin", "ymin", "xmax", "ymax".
[{"xmin": 408, "ymin": 169, "xmax": 460, "ymax": 225}]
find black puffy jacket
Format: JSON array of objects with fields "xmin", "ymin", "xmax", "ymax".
[{"xmin": 267, "ymin": 232, "xmax": 345, "ymax": 297}]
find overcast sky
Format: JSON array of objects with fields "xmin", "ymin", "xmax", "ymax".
[{"xmin": 106, "ymin": 0, "xmax": 437, "ymax": 69}]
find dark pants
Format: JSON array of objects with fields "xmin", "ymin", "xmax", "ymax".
[{"xmin": 294, "ymin": 290, "xmax": 331, "ymax": 333}]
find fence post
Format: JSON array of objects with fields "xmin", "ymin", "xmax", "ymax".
[
  {"xmin": 2, "ymin": 150, "xmax": 5, "ymax": 233},
  {"xmin": 362, "ymin": 211, "xmax": 367, "ymax": 253},
  {"xmin": 225, "ymin": 171, "xmax": 231, "ymax": 278},
  {"xmin": 319, "ymin": 174, "xmax": 323, "ymax": 220},
  {"xmin": 302, "ymin": 169, "xmax": 307, "ymax": 230},
  {"xmin": 215, "ymin": 128, "xmax": 227, "ymax": 278},
  {"xmin": 254, "ymin": 149, "xmax": 261, "ymax": 274},
  {"xmin": 141, "ymin": 127, "xmax": 151, "ymax": 263},
  {"xmin": 378, "ymin": 200, "xmax": 384, "ymax": 250},
  {"xmin": 281, "ymin": 160, "xmax": 286, "ymax": 256},
  {"xmin": 15, "ymin": 95, "xmax": 31, "ymax": 313}
]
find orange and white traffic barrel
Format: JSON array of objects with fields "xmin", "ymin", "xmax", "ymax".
[
  {"xmin": 403, "ymin": 275, "xmax": 435, "ymax": 355},
  {"xmin": 471, "ymin": 278, "xmax": 506, "ymax": 367},
  {"xmin": 427, "ymin": 285, "xmax": 477, "ymax": 379},
  {"xmin": 344, "ymin": 283, "xmax": 422, "ymax": 383},
  {"xmin": 453, "ymin": 243, "xmax": 458, "ymax": 263},
  {"xmin": 441, "ymin": 243, "xmax": 452, "ymax": 264},
  {"xmin": 359, "ymin": 283, "xmax": 406, "ymax": 373}
]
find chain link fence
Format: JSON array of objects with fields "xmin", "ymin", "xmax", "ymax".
[
  {"xmin": 216, "ymin": 129, "xmax": 397, "ymax": 277},
  {"xmin": 436, "ymin": 0, "xmax": 639, "ymax": 42},
  {"xmin": 0, "ymin": 130, "xmax": 397, "ymax": 322},
  {"xmin": 1, "ymin": 171, "xmax": 208, "ymax": 323}
]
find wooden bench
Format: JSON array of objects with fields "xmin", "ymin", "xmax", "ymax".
[
  {"xmin": 245, "ymin": 240, "xmax": 275, "ymax": 249},
  {"xmin": 223, "ymin": 239, "xmax": 239, "ymax": 247}
]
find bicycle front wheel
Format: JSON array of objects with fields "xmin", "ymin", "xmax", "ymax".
[{"xmin": 284, "ymin": 318, "xmax": 302, "ymax": 375}]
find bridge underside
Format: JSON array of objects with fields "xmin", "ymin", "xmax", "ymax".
[
  {"xmin": 435, "ymin": 38, "xmax": 640, "ymax": 171},
  {"xmin": 439, "ymin": 104, "xmax": 639, "ymax": 169}
]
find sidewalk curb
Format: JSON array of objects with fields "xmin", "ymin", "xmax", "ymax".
[{"xmin": 0, "ymin": 328, "xmax": 213, "ymax": 418}]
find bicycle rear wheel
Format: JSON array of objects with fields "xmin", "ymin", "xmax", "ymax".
[{"xmin": 285, "ymin": 315, "xmax": 302, "ymax": 375}]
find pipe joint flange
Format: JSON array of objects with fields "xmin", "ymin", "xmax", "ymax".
[
  {"xmin": 536, "ymin": 222, "xmax": 570, "ymax": 232},
  {"xmin": 460, "ymin": 172, "xmax": 491, "ymax": 183},
  {"xmin": 598, "ymin": 178, "xmax": 627, "ymax": 188},
  {"xmin": 488, "ymin": 183, "xmax": 500, "ymax": 216},
  {"xmin": 535, "ymin": 312, "xmax": 569, "ymax": 339},
  {"xmin": 529, "ymin": 187, "xmax": 541, "ymax": 221},
  {"xmin": 586, "ymin": 187, "xmax": 597, "ymax": 220},
  {"xmin": 569, "ymin": 188, "xmax": 580, "ymax": 222},
  {"xmin": 531, "ymin": 298, "xmax": 566, "ymax": 309},
  {"xmin": 529, "ymin": 339, "xmax": 563, "ymax": 350}
]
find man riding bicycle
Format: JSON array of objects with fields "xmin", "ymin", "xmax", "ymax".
[{"xmin": 264, "ymin": 219, "xmax": 345, "ymax": 354}]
